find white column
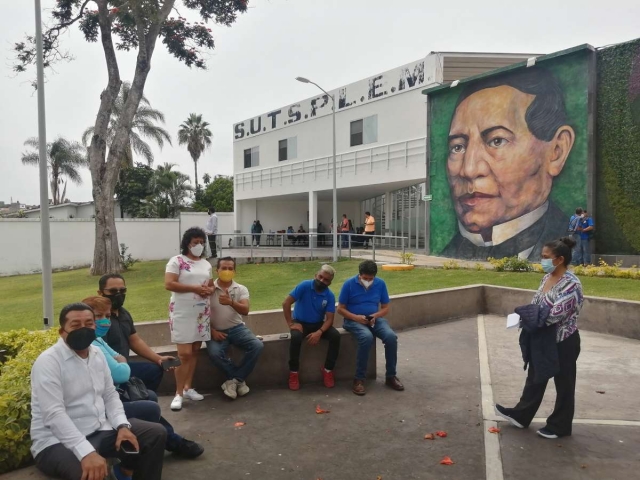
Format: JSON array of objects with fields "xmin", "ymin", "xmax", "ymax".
[
  {"xmin": 233, "ymin": 199, "xmax": 242, "ymax": 247},
  {"xmin": 308, "ymin": 190, "xmax": 318, "ymax": 248},
  {"xmin": 384, "ymin": 191, "xmax": 392, "ymax": 236}
]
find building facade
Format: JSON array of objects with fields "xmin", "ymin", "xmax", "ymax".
[{"xmin": 232, "ymin": 52, "xmax": 535, "ymax": 249}]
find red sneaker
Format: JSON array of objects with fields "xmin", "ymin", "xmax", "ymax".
[
  {"xmin": 288, "ymin": 371, "xmax": 300, "ymax": 391},
  {"xmin": 322, "ymin": 368, "xmax": 335, "ymax": 388}
]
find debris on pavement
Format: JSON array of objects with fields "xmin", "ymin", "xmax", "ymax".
[
  {"xmin": 424, "ymin": 433, "xmax": 435, "ymax": 440},
  {"xmin": 234, "ymin": 422, "xmax": 246, "ymax": 427},
  {"xmin": 435, "ymin": 431, "xmax": 448, "ymax": 438},
  {"xmin": 488, "ymin": 427, "xmax": 501, "ymax": 434},
  {"xmin": 440, "ymin": 456, "xmax": 455, "ymax": 465},
  {"xmin": 316, "ymin": 404, "xmax": 330, "ymax": 414}
]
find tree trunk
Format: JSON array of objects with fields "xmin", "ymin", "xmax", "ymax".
[{"xmin": 194, "ymin": 159, "xmax": 199, "ymax": 191}]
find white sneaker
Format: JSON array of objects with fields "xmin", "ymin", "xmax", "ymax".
[
  {"xmin": 170, "ymin": 394, "xmax": 183, "ymax": 411},
  {"xmin": 222, "ymin": 379, "xmax": 238, "ymax": 399},
  {"xmin": 183, "ymin": 388, "xmax": 204, "ymax": 401},
  {"xmin": 236, "ymin": 380, "xmax": 250, "ymax": 397}
]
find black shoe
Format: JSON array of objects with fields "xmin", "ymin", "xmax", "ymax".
[
  {"xmin": 494, "ymin": 404, "xmax": 524, "ymax": 429},
  {"xmin": 536, "ymin": 427, "xmax": 559, "ymax": 439},
  {"xmin": 170, "ymin": 438, "xmax": 204, "ymax": 459}
]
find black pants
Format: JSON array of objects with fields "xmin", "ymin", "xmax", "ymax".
[
  {"xmin": 35, "ymin": 418, "xmax": 166, "ymax": 480},
  {"xmin": 207, "ymin": 234, "xmax": 217, "ymax": 258},
  {"xmin": 364, "ymin": 231, "xmax": 374, "ymax": 247},
  {"xmin": 506, "ymin": 331, "xmax": 581, "ymax": 436},
  {"xmin": 253, "ymin": 234, "xmax": 261, "ymax": 246},
  {"xmin": 289, "ymin": 321, "xmax": 341, "ymax": 372}
]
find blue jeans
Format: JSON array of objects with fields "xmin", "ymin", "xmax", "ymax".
[
  {"xmin": 206, "ymin": 324, "xmax": 264, "ymax": 382},
  {"xmin": 579, "ymin": 237, "xmax": 591, "ymax": 265},
  {"xmin": 342, "ymin": 318, "xmax": 398, "ymax": 380},
  {"xmin": 122, "ymin": 399, "xmax": 161, "ymax": 423},
  {"xmin": 129, "ymin": 361, "xmax": 164, "ymax": 393},
  {"xmin": 570, "ymin": 234, "xmax": 582, "ymax": 265}
]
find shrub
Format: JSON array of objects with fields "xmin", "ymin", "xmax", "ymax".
[
  {"xmin": 399, "ymin": 252, "xmax": 416, "ymax": 265},
  {"xmin": 0, "ymin": 328, "xmax": 58, "ymax": 474},
  {"xmin": 120, "ymin": 243, "xmax": 138, "ymax": 270},
  {"xmin": 475, "ymin": 262, "xmax": 485, "ymax": 271},
  {"xmin": 442, "ymin": 259, "xmax": 460, "ymax": 270},
  {"xmin": 487, "ymin": 256, "xmax": 532, "ymax": 272}
]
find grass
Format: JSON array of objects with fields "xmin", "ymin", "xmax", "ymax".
[{"xmin": 1, "ymin": 259, "xmax": 639, "ymax": 332}]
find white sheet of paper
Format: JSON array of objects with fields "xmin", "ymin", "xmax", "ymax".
[{"xmin": 506, "ymin": 313, "xmax": 520, "ymax": 329}]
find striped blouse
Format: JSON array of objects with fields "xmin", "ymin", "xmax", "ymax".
[{"xmin": 532, "ymin": 271, "xmax": 584, "ymax": 342}]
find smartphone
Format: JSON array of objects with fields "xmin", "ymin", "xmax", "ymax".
[
  {"xmin": 161, "ymin": 358, "xmax": 182, "ymax": 369},
  {"xmin": 120, "ymin": 441, "xmax": 139, "ymax": 455}
]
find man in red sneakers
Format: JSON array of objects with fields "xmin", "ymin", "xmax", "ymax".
[{"xmin": 283, "ymin": 265, "xmax": 341, "ymax": 390}]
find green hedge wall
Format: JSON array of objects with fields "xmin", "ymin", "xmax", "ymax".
[{"xmin": 596, "ymin": 39, "xmax": 640, "ymax": 254}]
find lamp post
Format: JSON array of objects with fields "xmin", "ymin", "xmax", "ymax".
[{"xmin": 295, "ymin": 76, "xmax": 338, "ymax": 262}]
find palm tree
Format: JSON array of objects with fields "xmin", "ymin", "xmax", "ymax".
[
  {"xmin": 21, "ymin": 137, "xmax": 87, "ymax": 205},
  {"xmin": 151, "ymin": 163, "xmax": 193, "ymax": 218},
  {"xmin": 203, "ymin": 173, "xmax": 211, "ymax": 186},
  {"xmin": 82, "ymin": 81, "xmax": 172, "ymax": 167},
  {"xmin": 177, "ymin": 113, "xmax": 212, "ymax": 190}
]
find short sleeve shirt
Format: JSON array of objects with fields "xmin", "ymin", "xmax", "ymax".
[
  {"xmin": 290, "ymin": 280, "xmax": 336, "ymax": 323},
  {"xmin": 209, "ymin": 280, "xmax": 250, "ymax": 331},
  {"xmin": 338, "ymin": 275, "xmax": 390, "ymax": 317},
  {"xmin": 104, "ymin": 307, "xmax": 136, "ymax": 359},
  {"xmin": 579, "ymin": 217, "xmax": 594, "ymax": 240}
]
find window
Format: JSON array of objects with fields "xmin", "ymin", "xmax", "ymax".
[
  {"xmin": 243, "ymin": 147, "xmax": 259, "ymax": 168},
  {"xmin": 350, "ymin": 115, "xmax": 377, "ymax": 147},
  {"xmin": 278, "ymin": 137, "xmax": 297, "ymax": 161}
]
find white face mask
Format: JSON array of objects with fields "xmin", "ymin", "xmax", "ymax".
[
  {"xmin": 190, "ymin": 244, "xmax": 204, "ymax": 257},
  {"xmin": 361, "ymin": 278, "xmax": 373, "ymax": 289}
]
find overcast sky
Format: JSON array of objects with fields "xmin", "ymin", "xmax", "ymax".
[{"xmin": 1, "ymin": 0, "xmax": 639, "ymax": 205}]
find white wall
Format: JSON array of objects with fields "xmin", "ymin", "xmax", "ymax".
[{"xmin": 0, "ymin": 218, "xmax": 178, "ymax": 276}]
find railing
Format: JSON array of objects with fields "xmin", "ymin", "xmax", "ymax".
[
  {"xmin": 234, "ymin": 137, "xmax": 427, "ymax": 192},
  {"xmin": 211, "ymin": 232, "xmax": 409, "ymax": 263}
]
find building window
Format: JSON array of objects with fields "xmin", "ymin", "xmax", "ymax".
[
  {"xmin": 278, "ymin": 137, "xmax": 297, "ymax": 161},
  {"xmin": 244, "ymin": 146, "xmax": 259, "ymax": 168},
  {"xmin": 350, "ymin": 115, "xmax": 377, "ymax": 147}
]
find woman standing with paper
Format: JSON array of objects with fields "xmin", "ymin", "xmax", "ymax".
[{"xmin": 494, "ymin": 236, "xmax": 583, "ymax": 439}]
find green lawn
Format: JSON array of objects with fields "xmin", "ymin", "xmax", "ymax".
[{"xmin": 1, "ymin": 259, "xmax": 638, "ymax": 332}]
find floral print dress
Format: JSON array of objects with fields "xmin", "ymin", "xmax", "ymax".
[{"xmin": 165, "ymin": 255, "xmax": 212, "ymax": 343}]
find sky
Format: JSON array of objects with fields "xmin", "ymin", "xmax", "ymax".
[{"xmin": 1, "ymin": 0, "xmax": 639, "ymax": 206}]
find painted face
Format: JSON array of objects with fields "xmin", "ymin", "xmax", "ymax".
[{"xmin": 447, "ymin": 85, "xmax": 569, "ymax": 235}]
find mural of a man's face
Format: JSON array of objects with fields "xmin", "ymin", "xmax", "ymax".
[{"xmin": 447, "ymin": 84, "xmax": 575, "ymax": 236}]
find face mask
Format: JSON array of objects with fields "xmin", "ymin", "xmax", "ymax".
[
  {"xmin": 313, "ymin": 279, "xmax": 328, "ymax": 291},
  {"xmin": 218, "ymin": 270, "xmax": 235, "ymax": 283},
  {"xmin": 65, "ymin": 327, "xmax": 96, "ymax": 351},
  {"xmin": 105, "ymin": 293, "xmax": 126, "ymax": 310},
  {"xmin": 360, "ymin": 278, "xmax": 373, "ymax": 289},
  {"xmin": 95, "ymin": 318, "xmax": 111, "ymax": 338},
  {"xmin": 190, "ymin": 244, "xmax": 204, "ymax": 257},
  {"xmin": 541, "ymin": 258, "xmax": 557, "ymax": 274}
]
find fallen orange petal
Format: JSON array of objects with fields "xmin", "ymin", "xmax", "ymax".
[
  {"xmin": 440, "ymin": 456, "xmax": 455, "ymax": 465},
  {"xmin": 488, "ymin": 427, "xmax": 501, "ymax": 434},
  {"xmin": 316, "ymin": 404, "xmax": 330, "ymax": 414},
  {"xmin": 435, "ymin": 430, "xmax": 448, "ymax": 438},
  {"xmin": 424, "ymin": 433, "xmax": 435, "ymax": 440},
  {"xmin": 234, "ymin": 422, "xmax": 245, "ymax": 427}
]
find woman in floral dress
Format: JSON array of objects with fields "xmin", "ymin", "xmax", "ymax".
[{"xmin": 165, "ymin": 227, "xmax": 213, "ymax": 411}]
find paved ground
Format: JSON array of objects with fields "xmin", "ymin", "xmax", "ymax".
[{"xmin": 4, "ymin": 317, "xmax": 639, "ymax": 480}]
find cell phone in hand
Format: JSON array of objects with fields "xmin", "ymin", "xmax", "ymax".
[
  {"xmin": 161, "ymin": 358, "xmax": 182, "ymax": 369},
  {"xmin": 120, "ymin": 441, "xmax": 139, "ymax": 455}
]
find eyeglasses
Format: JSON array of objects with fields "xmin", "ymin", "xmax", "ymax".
[{"xmin": 103, "ymin": 288, "xmax": 127, "ymax": 295}]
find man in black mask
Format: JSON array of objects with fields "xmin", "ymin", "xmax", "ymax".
[
  {"xmin": 98, "ymin": 274, "xmax": 204, "ymax": 458},
  {"xmin": 282, "ymin": 265, "xmax": 341, "ymax": 391}
]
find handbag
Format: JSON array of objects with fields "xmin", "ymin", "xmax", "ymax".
[{"xmin": 118, "ymin": 377, "xmax": 150, "ymax": 402}]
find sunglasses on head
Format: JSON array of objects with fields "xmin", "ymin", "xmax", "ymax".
[{"xmin": 103, "ymin": 288, "xmax": 127, "ymax": 295}]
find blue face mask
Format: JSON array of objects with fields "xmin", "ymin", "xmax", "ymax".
[
  {"xmin": 95, "ymin": 318, "xmax": 111, "ymax": 338},
  {"xmin": 541, "ymin": 258, "xmax": 557, "ymax": 274}
]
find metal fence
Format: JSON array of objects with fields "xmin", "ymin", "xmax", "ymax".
[{"xmin": 211, "ymin": 232, "xmax": 409, "ymax": 262}]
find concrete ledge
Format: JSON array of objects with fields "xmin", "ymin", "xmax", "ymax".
[{"xmin": 130, "ymin": 329, "xmax": 377, "ymax": 395}]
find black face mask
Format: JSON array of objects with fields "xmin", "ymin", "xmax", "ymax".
[
  {"xmin": 105, "ymin": 293, "xmax": 126, "ymax": 310},
  {"xmin": 65, "ymin": 327, "xmax": 96, "ymax": 351},
  {"xmin": 313, "ymin": 279, "xmax": 328, "ymax": 291}
]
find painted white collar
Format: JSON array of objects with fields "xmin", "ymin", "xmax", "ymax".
[{"xmin": 458, "ymin": 202, "xmax": 549, "ymax": 247}]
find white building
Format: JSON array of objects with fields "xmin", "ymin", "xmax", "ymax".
[
  {"xmin": 233, "ymin": 52, "xmax": 534, "ymax": 249},
  {"xmin": 22, "ymin": 200, "xmax": 130, "ymax": 219}
]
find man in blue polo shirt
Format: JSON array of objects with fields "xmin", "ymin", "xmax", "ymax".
[
  {"xmin": 337, "ymin": 260, "xmax": 403, "ymax": 396},
  {"xmin": 283, "ymin": 265, "xmax": 341, "ymax": 391},
  {"xmin": 576, "ymin": 210, "xmax": 595, "ymax": 266}
]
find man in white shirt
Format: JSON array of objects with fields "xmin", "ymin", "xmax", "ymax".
[
  {"xmin": 205, "ymin": 206, "xmax": 219, "ymax": 259},
  {"xmin": 31, "ymin": 303, "xmax": 166, "ymax": 480},
  {"xmin": 206, "ymin": 257, "xmax": 264, "ymax": 399}
]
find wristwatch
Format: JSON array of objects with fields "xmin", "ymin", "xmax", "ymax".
[{"xmin": 117, "ymin": 423, "xmax": 132, "ymax": 430}]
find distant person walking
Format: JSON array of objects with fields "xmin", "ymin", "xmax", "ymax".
[
  {"xmin": 252, "ymin": 220, "xmax": 264, "ymax": 247},
  {"xmin": 340, "ymin": 214, "xmax": 349, "ymax": 248},
  {"xmin": 567, "ymin": 208, "xmax": 583, "ymax": 265},
  {"xmin": 363, "ymin": 212, "xmax": 375, "ymax": 249},
  {"xmin": 576, "ymin": 211, "xmax": 594, "ymax": 266},
  {"xmin": 205, "ymin": 207, "xmax": 218, "ymax": 259}
]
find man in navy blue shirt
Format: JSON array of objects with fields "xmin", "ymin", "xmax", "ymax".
[
  {"xmin": 337, "ymin": 260, "xmax": 403, "ymax": 396},
  {"xmin": 576, "ymin": 210, "xmax": 595, "ymax": 266},
  {"xmin": 283, "ymin": 265, "xmax": 341, "ymax": 391}
]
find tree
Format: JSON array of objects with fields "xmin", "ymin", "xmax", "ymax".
[
  {"xmin": 21, "ymin": 137, "xmax": 87, "ymax": 205},
  {"xmin": 14, "ymin": 1, "xmax": 248, "ymax": 275},
  {"xmin": 114, "ymin": 163, "xmax": 155, "ymax": 217},
  {"xmin": 192, "ymin": 175, "xmax": 233, "ymax": 212},
  {"xmin": 151, "ymin": 162, "xmax": 193, "ymax": 218},
  {"xmin": 178, "ymin": 113, "xmax": 212, "ymax": 191},
  {"xmin": 203, "ymin": 173, "xmax": 211, "ymax": 185},
  {"xmin": 81, "ymin": 81, "xmax": 172, "ymax": 167}
]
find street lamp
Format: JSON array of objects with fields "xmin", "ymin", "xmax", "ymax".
[{"xmin": 295, "ymin": 76, "xmax": 338, "ymax": 262}]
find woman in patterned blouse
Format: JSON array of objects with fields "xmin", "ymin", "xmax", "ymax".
[{"xmin": 495, "ymin": 236, "xmax": 584, "ymax": 439}]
